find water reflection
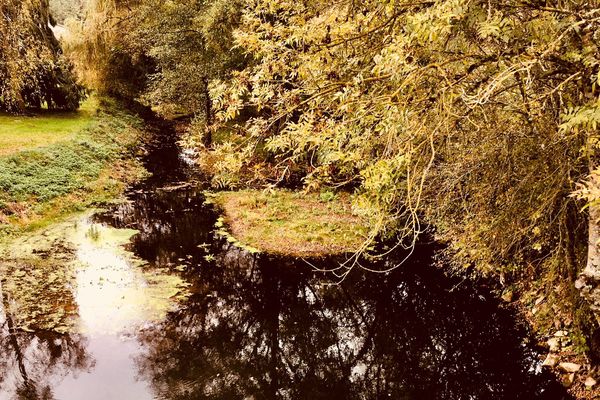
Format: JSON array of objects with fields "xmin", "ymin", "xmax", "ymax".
[
  {"xmin": 0, "ymin": 215, "xmax": 189, "ymax": 400},
  {"xmin": 73, "ymin": 122, "xmax": 577, "ymax": 398},
  {"xmin": 73, "ymin": 222, "xmax": 188, "ymax": 335},
  {"xmin": 134, "ymin": 245, "xmax": 570, "ymax": 400},
  {"xmin": 96, "ymin": 186, "xmax": 214, "ymax": 270},
  {"xmin": 51, "ymin": 335, "xmax": 152, "ymax": 400},
  {"xmin": 0, "ymin": 124, "xmax": 573, "ymax": 399},
  {"xmin": 0, "ymin": 283, "xmax": 92, "ymax": 400}
]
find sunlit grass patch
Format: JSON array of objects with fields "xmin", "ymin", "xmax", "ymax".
[
  {"xmin": 0, "ymin": 97, "xmax": 99, "ymax": 156},
  {"xmin": 212, "ymin": 189, "xmax": 368, "ymax": 257}
]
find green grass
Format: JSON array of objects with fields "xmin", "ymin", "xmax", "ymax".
[
  {"xmin": 0, "ymin": 97, "xmax": 98, "ymax": 156},
  {"xmin": 212, "ymin": 189, "xmax": 368, "ymax": 257},
  {"xmin": 0, "ymin": 97, "xmax": 146, "ymax": 237}
]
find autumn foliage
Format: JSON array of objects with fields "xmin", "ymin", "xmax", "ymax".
[{"xmin": 0, "ymin": 0, "xmax": 84, "ymax": 112}]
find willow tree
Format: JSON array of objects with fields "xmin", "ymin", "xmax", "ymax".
[
  {"xmin": 0, "ymin": 0, "xmax": 84, "ymax": 112},
  {"xmin": 203, "ymin": 0, "xmax": 600, "ymax": 328},
  {"xmin": 69, "ymin": 0, "xmax": 600, "ymax": 334},
  {"xmin": 63, "ymin": 0, "xmax": 244, "ymax": 129},
  {"xmin": 61, "ymin": 0, "xmax": 153, "ymax": 102}
]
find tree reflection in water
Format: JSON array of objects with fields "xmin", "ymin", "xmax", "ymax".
[
  {"xmin": 135, "ymin": 245, "xmax": 570, "ymax": 400},
  {"xmin": 90, "ymin": 129, "xmax": 570, "ymax": 400},
  {"xmin": 0, "ymin": 125, "xmax": 572, "ymax": 400},
  {"xmin": 0, "ymin": 285, "xmax": 92, "ymax": 400}
]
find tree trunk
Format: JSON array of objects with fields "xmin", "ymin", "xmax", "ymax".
[
  {"xmin": 586, "ymin": 199, "xmax": 600, "ymax": 279},
  {"xmin": 203, "ymin": 77, "xmax": 212, "ymax": 147},
  {"xmin": 576, "ymin": 157, "xmax": 600, "ymax": 323}
]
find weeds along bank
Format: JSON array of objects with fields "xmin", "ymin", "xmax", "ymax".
[{"xmin": 0, "ymin": 97, "xmax": 148, "ymax": 239}]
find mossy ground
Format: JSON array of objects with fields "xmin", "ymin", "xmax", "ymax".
[
  {"xmin": 211, "ymin": 189, "xmax": 368, "ymax": 257},
  {"xmin": 0, "ymin": 97, "xmax": 148, "ymax": 238}
]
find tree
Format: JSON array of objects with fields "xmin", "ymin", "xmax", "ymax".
[
  {"xmin": 62, "ymin": 0, "xmax": 245, "ymax": 136},
  {"xmin": 61, "ymin": 0, "xmax": 153, "ymax": 101},
  {"xmin": 202, "ymin": 0, "xmax": 600, "ymax": 323},
  {"xmin": 0, "ymin": 0, "xmax": 84, "ymax": 112},
  {"xmin": 125, "ymin": 0, "xmax": 245, "ymax": 116},
  {"xmin": 66, "ymin": 0, "xmax": 600, "ymax": 336}
]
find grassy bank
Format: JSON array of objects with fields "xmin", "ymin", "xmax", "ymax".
[
  {"xmin": 0, "ymin": 98, "xmax": 98, "ymax": 156},
  {"xmin": 211, "ymin": 189, "xmax": 368, "ymax": 257},
  {"xmin": 0, "ymin": 97, "xmax": 147, "ymax": 238}
]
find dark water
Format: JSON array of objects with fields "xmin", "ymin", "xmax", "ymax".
[{"xmin": 0, "ymin": 123, "xmax": 572, "ymax": 399}]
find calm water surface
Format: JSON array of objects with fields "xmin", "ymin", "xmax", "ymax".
[{"xmin": 0, "ymin": 124, "xmax": 571, "ymax": 399}]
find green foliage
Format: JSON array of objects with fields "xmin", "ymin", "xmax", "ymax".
[
  {"xmin": 61, "ymin": 0, "xmax": 152, "ymax": 99},
  {"xmin": 63, "ymin": 0, "xmax": 245, "ymax": 119},
  {"xmin": 77, "ymin": 0, "xmax": 600, "ymax": 331},
  {"xmin": 192, "ymin": 0, "xmax": 598, "ymax": 280},
  {"xmin": 319, "ymin": 190, "xmax": 337, "ymax": 203},
  {"xmin": 0, "ymin": 98, "xmax": 144, "ymax": 233},
  {"xmin": 128, "ymin": 0, "xmax": 246, "ymax": 118},
  {"xmin": 0, "ymin": 0, "xmax": 84, "ymax": 112}
]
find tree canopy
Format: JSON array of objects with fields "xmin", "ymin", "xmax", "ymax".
[
  {"xmin": 72, "ymin": 0, "xmax": 600, "ymax": 274},
  {"xmin": 204, "ymin": 0, "xmax": 596, "ymax": 279},
  {"xmin": 0, "ymin": 0, "xmax": 84, "ymax": 113}
]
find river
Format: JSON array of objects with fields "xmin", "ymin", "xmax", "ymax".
[{"xmin": 0, "ymin": 122, "xmax": 572, "ymax": 399}]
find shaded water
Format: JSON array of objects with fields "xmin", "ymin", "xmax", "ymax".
[{"xmin": 0, "ymin": 123, "xmax": 572, "ymax": 399}]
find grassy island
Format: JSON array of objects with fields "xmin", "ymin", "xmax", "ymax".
[{"xmin": 212, "ymin": 189, "xmax": 368, "ymax": 258}]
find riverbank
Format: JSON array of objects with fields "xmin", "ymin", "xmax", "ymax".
[
  {"xmin": 0, "ymin": 97, "xmax": 148, "ymax": 239},
  {"xmin": 498, "ymin": 270, "xmax": 599, "ymax": 397},
  {"xmin": 0, "ymin": 113, "xmax": 576, "ymax": 398}
]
